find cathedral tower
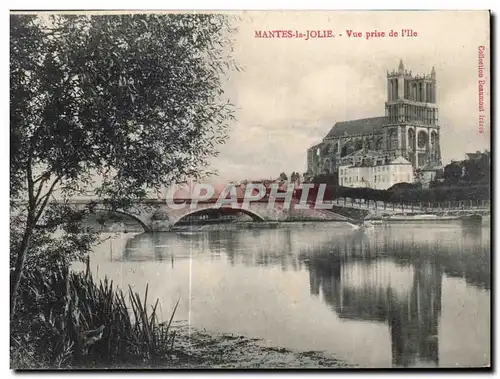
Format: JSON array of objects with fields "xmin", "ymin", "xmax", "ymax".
[{"xmin": 384, "ymin": 60, "xmax": 441, "ymax": 168}]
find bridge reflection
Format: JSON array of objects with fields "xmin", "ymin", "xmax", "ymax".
[{"xmin": 119, "ymin": 223, "xmax": 489, "ymax": 367}]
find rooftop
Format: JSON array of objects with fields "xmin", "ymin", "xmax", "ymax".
[
  {"xmin": 325, "ymin": 116, "xmax": 387, "ymax": 139},
  {"xmin": 342, "ymin": 149, "xmax": 384, "ymax": 159},
  {"xmin": 420, "ymin": 163, "xmax": 443, "ymax": 171},
  {"xmin": 308, "ymin": 142, "xmax": 323, "ymax": 152},
  {"xmin": 390, "ymin": 156, "xmax": 412, "ymax": 165},
  {"xmin": 466, "ymin": 151, "xmax": 489, "ymax": 160},
  {"xmin": 340, "ymin": 155, "xmax": 411, "ymax": 168}
]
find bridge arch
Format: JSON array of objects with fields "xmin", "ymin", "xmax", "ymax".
[
  {"xmin": 93, "ymin": 208, "xmax": 152, "ymax": 232},
  {"xmin": 172, "ymin": 207, "xmax": 265, "ymax": 226}
]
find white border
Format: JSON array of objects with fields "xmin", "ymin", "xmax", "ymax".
[
  {"xmin": 2, "ymin": 1, "xmax": 497, "ymax": 378},
  {"xmin": 3, "ymin": 1, "xmax": 499, "ymax": 10}
]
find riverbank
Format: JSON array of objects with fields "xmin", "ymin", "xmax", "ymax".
[
  {"xmin": 154, "ymin": 321, "xmax": 354, "ymax": 369},
  {"xmin": 13, "ymin": 249, "xmax": 355, "ymax": 370}
]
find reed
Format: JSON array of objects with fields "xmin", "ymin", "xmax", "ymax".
[{"xmin": 11, "ymin": 260, "xmax": 178, "ymax": 369}]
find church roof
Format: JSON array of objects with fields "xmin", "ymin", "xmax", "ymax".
[
  {"xmin": 325, "ymin": 116, "xmax": 388, "ymax": 139},
  {"xmin": 343, "ymin": 149, "xmax": 383, "ymax": 158},
  {"xmin": 420, "ymin": 163, "xmax": 443, "ymax": 171},
  {"xmin": 308, "ymin": 142, "xmax": 323, "ymax": 153}
]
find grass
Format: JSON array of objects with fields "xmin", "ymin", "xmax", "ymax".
[{"xmin": 11, "ymin": 259, "xmax": 178, "ymax": 369}]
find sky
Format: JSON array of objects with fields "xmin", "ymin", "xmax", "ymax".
[{"xmin": 209, "ymin": 10, "xmax": 491, "ymax": 182}]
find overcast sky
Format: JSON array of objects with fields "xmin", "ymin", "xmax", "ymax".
[{"xmin": 209, "ymin": 10, "xmax": 490, "ymax": 182}]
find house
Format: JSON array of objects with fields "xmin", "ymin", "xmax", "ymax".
[{"xmin": 339, "ymin": 156, "xmax": 414, "ymax": 190}]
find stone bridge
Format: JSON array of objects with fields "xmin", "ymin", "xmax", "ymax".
[
  {"xmin": 68, "ymin": 199, "xmax": 356, "ymax": 232},
  {"xmin": 61, "ymin": 196, "xmax": 490, "ymax": 232}
]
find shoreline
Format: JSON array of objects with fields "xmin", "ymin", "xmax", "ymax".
[{"xmin": 156, "ymin": 322, "xmax": 354, "ymax": 369}]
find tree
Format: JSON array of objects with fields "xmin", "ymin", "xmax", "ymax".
[
  {"xmin": 10, "ymin": 13, "xmax": 237, "ymax": 317},
  {"xmin": 96, "ymin": 213, "xmax": 108, "ymax": 231},
  {"xmin": 463, "ymin": 154, "xmax": 490, "ymax": 183},
  {"xmin": 289, "ymin": 171, "xmax": 300, "ymax": 184},
  {"xmin": 312, "ymin": 173, "xmax": 338, "ymax": 186},
  {"xmin": 443, "ymin": 161, "xmax": 463, "ymax": 184}
]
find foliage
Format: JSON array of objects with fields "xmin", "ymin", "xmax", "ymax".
[
  {"xmin": 311, "ymin": 173, "xmax": 338, "ymax": 186},
  {"xmin": 279, "ymin": 172, "xmax": 288, "ymax": 182},
  {"xmin": 11, "ymin": 13, "xmax": 237, "ymax": 201},
  {"xmin": 442, "ymin": 152, "xmax": 490, "ymax": 185},
  {"xmin": 10, "ymin": 13, "xmax": 237, "ymax": 315},
  {"xmin": 289, "ymin": 172, "xmax": 300, "ymax": 184},
  {"xmin": 308, "ymin": 152, "xmax": 491, "ymax": 204},
  {"xmin": 300, "ymin": 182, "xmax": 490, "ymax": 204},
  {"xmin": 10, "ymin": 204, "xmax": 100, "ymax": 277},
  {"xmin": 443, "ymin": 161, "xmax": 463, "ymax": 183},
  {"xmin": 387, "ymin": 182, "xmax": 422, "ymax": 192},
  {"xmin": 11, "ymin": 261, "xmax": 178, "ymax": 369}
]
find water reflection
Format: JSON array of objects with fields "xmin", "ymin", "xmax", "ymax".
[
  {"xmin": 122, "ymin": 223, "xmax": 489, "ymax": 291},
  {"xmin": 98, "ymin": 222, "xmax": 489, "ymax": 367},
  {"xmin": 305, "ymin": 256, "xmax": 442, "ymax": 367}
]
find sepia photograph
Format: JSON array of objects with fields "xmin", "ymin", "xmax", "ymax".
[{"xmin": 9, "ymin": 9, "xmax": 491, "ymax": 370}]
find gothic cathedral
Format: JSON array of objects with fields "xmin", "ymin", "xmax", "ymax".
[{"xmin": 307, "ymin": 60, "xmax": 442, "ymax": 178}]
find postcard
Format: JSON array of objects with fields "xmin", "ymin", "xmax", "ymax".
[{"xmin": 10, "ymin": 10, "xmax": 490, "ymax": 369}]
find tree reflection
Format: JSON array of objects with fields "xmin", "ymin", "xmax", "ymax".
[{"xmin": 121, "ymin": 224, "xmax": 489, "ymax": 291}]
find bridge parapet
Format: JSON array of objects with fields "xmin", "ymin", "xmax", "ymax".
[
  {"xmin": 331, "ymin": 198, "xmax": 490, "ymax": 216},
  {"xmin": 64, "ymin": 197, "xmax": 403, "ymax": 231}
]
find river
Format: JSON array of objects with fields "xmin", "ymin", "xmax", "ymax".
[{"xmin": 81, "ymin": 221, "xmax": 490, "ymax": 368}]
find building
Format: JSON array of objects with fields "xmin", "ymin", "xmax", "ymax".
[
  {"xmin": 307, "ymin": 60, "xmax": 442, "ymax": 181},
  {"xmin": 418, "ymin": 163, "xmax": 444, "ymax": 188},
  {"xmin": 465, "ymin": 150, "xmax": 490, "ymax": 164},
  {"xmin": 339, "ymin": 153, "xmax": 414, "ymax": 190}
]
